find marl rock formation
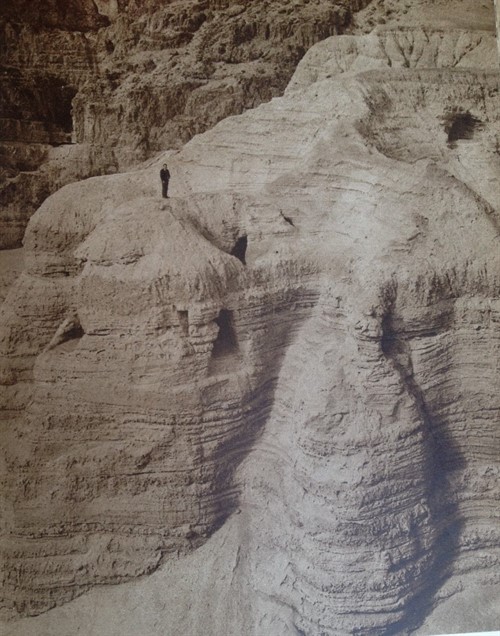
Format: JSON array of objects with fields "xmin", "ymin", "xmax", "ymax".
[{"xmin": 1, "ymin": 1, "xmax": 499, "ymax": 635}]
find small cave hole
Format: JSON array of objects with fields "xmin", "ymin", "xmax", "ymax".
[
  {"xmin": 445, "ymin": 111, "xmax": 481, "ymax": 145},
  {"xmin": 54, "ymin": 85, "xmax": 78, "ymax": 136},
  {"xmin": 48, "ymin": 316, "xmax": 84, "ymax": 352},
  {"xmin": 177, "ymin": 310, "xmax": 189, "ymax": 336},
  {"xmin": 212, "ymin": 309, "xmax": 239, "ymax": 358},
  {"xmin": 380, "ymin": 314, "xmax": 394, "ymax": 357},
  {"xmin": 64, "ymin": 323, "xmax": 85, "ymax": 341},
  {"xmin": 230, "ymin": 235, "xmax": 247, "ymax": 265}
]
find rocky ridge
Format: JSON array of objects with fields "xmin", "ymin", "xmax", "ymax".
[{"xmin": 1, "ymin": 2, "xmax": 499, "ymax": 632}]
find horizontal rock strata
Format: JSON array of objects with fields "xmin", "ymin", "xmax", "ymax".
[{"xmin": 1, "ymin": 15, "xmax": 499, "ymax": 636}]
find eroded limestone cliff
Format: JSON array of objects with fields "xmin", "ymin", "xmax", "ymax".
[{"xmin": 1, "ymin": 1, "xmax": 499, "ymax": 635}]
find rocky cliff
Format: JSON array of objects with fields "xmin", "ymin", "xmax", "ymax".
[
  {"xmin": 1, "ymin": 1, "xmax": 499, "ymax": 634},
  {"xmin": 0, "ymin": 0, "xmax": 370, "ymax": 248}
]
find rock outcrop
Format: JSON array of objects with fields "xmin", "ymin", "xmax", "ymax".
[
  {"xmin": 0, "ymin": 0, "xmax": 370, "ymax": 248},
  {"xmin": 1, "ymin": 1, "xmax": 499, "ymax": 634}
]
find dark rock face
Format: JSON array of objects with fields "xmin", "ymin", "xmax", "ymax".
[
  {"xmin": 0, "ymin": 0, "xmax": 109, "ymax": 31},
  {"xmin": 0, "ymin": 0, "xmax": 370, "ymax": 248},
  {"xmin": 0, "ymin": 70, "xmax": 75, "ymax": 145}
]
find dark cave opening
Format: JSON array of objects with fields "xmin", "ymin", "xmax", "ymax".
[
  {"xmin": 54, "ymin": 84, "xmax": 78, "ymax": 135},
  {"xmin": 51, "ymin": 317, "xmax": 85, "ymax": 352},
  {"xmin": 445, "ymin": 111, "xmax": 481, "ymax": 144},
  {"xmin": 211, "ymin": 309, "xmax": 239, "ymax": 359},
  {"xmin": 0, "ymin": 71, "xmax": 77, "ymax": 144},
  {"xmin": 178, "ymin": 310, "xmax": 189, "ymax": 335},
  {"xmin": 65, "ymin": 323, "xmax": 84, "ymax": 340},
  {"xmin": 230, "ymin": 235, "xmax": 247, "ymax": 265}
]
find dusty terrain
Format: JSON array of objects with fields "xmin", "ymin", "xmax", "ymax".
[{"xmin": 1, "ymin": 0, "xmax": 499, "ymax": 635}]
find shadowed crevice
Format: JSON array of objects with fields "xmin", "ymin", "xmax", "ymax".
[{"xmin": 380, "ymin": 308, "xmax": 465, "ymax": 634}]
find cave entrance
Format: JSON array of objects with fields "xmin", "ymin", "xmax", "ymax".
[
  {"xmin": 54, "ymin": 84, "xmax": 78, "ymax": 137},
  {"xmin": 208, "ymin": 309, "xmax": 240, "ymax": 375},
  {"xmin": 0, "ymin": 74, "xmax": 77, "ymax": 146},
  {"xmin": 47, "ymin": 315, "xmax": 84, "ymax": 352},
  {"xmin": 445, "ymin": 111, "xmax": 481, "ymax": 146},
  {"xmin": 177, "ymin": 310, "xmax": 189, "ymax": 336}
]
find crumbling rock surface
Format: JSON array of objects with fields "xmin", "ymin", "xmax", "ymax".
[
  {"xmin": 1, "ymin": 6, "xmax": 500, "ymax": 636},
  {"xmin": 0, "ymin": 0, "xmax": 370, "ymax": 248}
]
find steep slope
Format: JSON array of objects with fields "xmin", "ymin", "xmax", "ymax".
[{"xmin": 1, "ymin": 3, "xmax": 499, "ymax": 634}]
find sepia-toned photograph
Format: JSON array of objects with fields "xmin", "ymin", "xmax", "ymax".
[{"xmin": 0, "ymin": 1, "xmax": 499, "ymax": 634}]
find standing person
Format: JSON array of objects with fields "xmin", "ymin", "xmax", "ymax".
[{"xmin": 160, "ymin": 163, "xmax": 170, "ymax": 198}]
